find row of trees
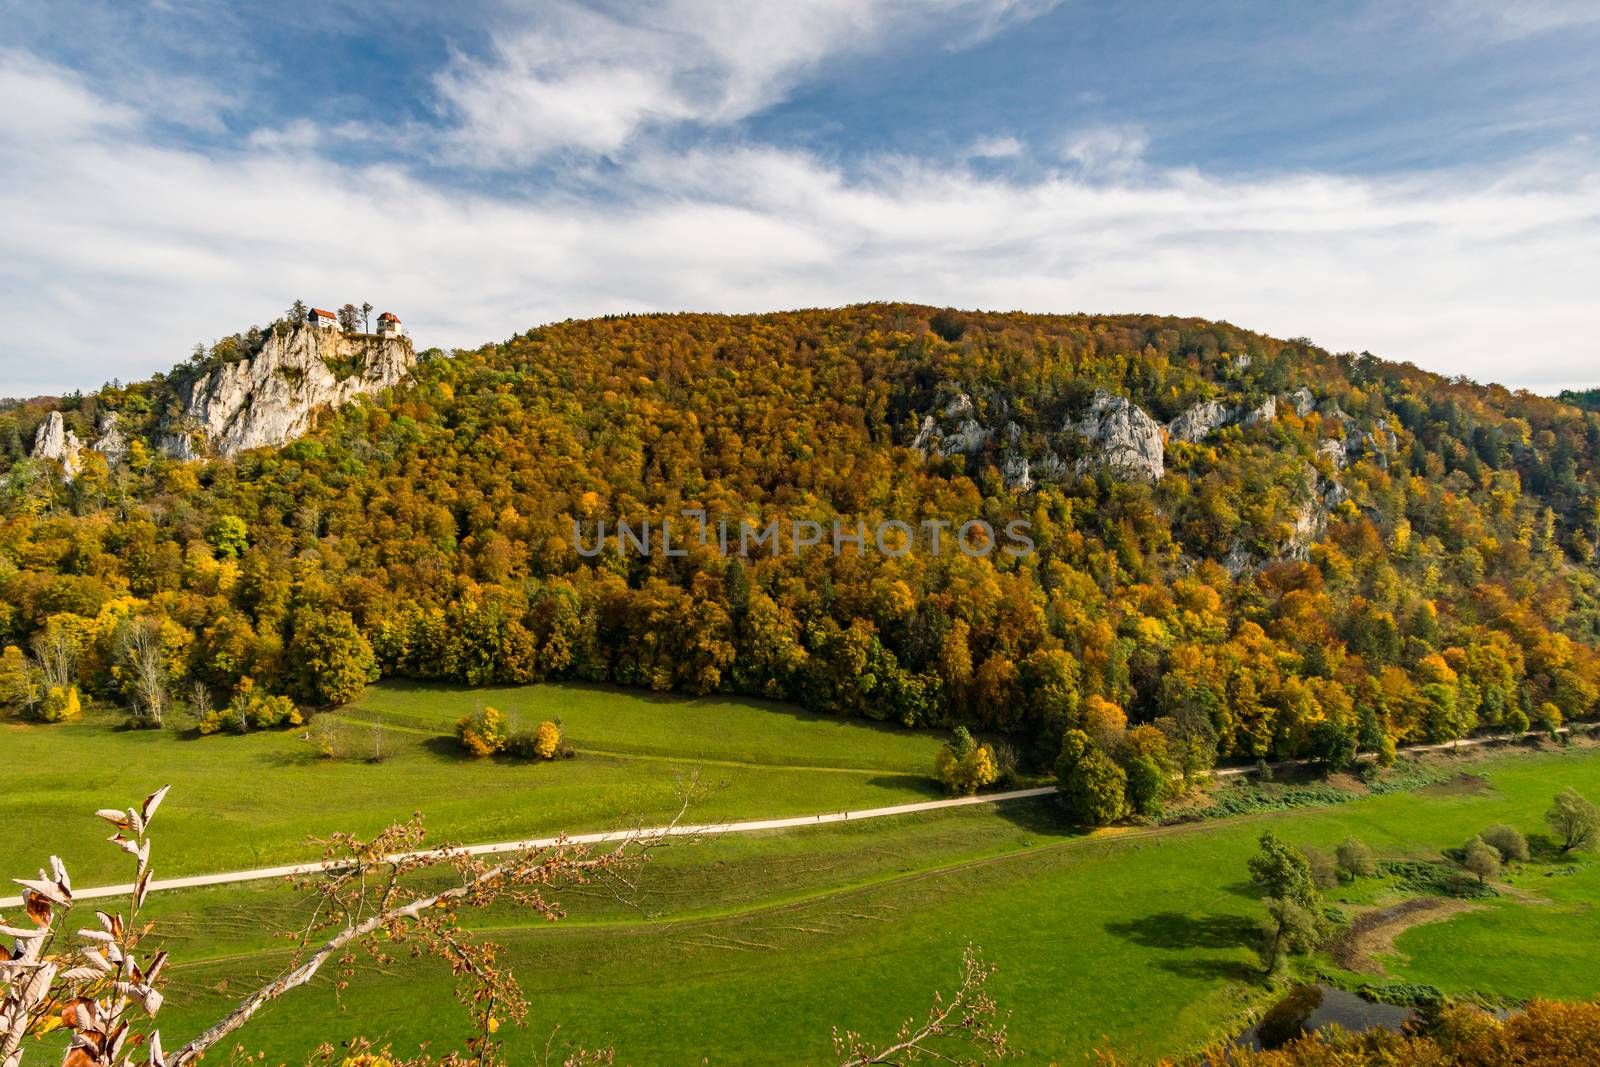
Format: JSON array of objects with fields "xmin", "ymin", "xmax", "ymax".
[{"xmin": 0, "ymin": 590, "xmax": 376, "ymax": 731}]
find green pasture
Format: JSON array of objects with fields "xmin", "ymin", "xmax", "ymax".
[
  {"xmin": 10, "ymin": 681, "xmax": 1600, "ymax": 1064},
  {"xmin": 1, "ymin": 680, "xmax": 947, "ymax": 883}
]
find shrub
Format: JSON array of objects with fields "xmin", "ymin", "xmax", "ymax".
[
  {"xmin": 37, "ymin": 685, "xmax": 82, "ymax": 723},
  {"xmin": 506, "ymin": 719, "xmax": 565, "ymax": 760},
  {"xmin": 456, "ymin": 706, "xmax": 510, "ymax": 757},
  {"xmin": 935, "ymin": 726, "xmax": 999, "ymax": 797},
  {"xmin": 1336, "ymin": 836, "xmax": 1377, "ymax": 879},
  {"xmin": 246, "ymin": 693, "xmax": 299, "ymax": 729},
  {"xmin": 1381, "ymin": 858, "xmax": 1496, "ymax": 899},
  {"xmin": 1463, "ymin": 836, "xmax": 1501, "ymax": 885},
  {"xmin": 533, "ymin": 719, "xmax": 562, "ymax": 759},
  {"xmin": 1481, "ymin": 824, "xmax": 1530, "ymax": 863},
  {"xmin": 195, "ymin": 681, "xmax": 302, "ymax": 734},
  {"xmin": 1534, "ymin": 701, "xmax": 1564, "ymax": 738},
  {"xmin": 195, "ymin": 708, "xmax": 234, "ymax": 735},
  {"xmin": 1504, "ymin": 707, "xmax": 1530, "ymax": 735}
]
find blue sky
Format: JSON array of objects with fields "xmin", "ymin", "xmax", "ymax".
[{"xmin": 1, "ymin": 0, "xmax": 1597, "ymax": 395}]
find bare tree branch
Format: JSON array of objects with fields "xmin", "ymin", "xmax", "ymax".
[{"xmin": 832, "ymin": 947, "xmax": 1009, "ymax": 1066}]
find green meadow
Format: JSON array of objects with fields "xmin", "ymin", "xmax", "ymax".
[
  {"xmin": 8, "ymin": 683, "xmax": 1600, "ymax": 1063},
  {"xmin": 0, "ymin": 681, "xmax": 947, "ymax": 884}
]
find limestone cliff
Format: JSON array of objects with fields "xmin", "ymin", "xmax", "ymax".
[
  {"xmin": 1066, "ymin": 391, "xmax": 1165, "ymax": 482},
  {"xmin": 162, "ymin": 323, "xmax": 414, "ymax": 459},
  {"xmin": 31, "ymin": 411, "xmax": 84, "ymax": 478},
  {"xmin": 29, "ymin": 411, "xmax": 137, "ymax": 480},
  {"xmin": 905, "ymin": 376, "xmax": 1405, "ymax": 570}
]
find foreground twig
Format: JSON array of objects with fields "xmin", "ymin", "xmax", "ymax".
[{"xmin": 833, "ymin": 946, "xmax": 1009, "ymax": 1066}]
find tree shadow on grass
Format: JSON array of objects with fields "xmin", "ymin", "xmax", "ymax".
[
  {"xmin": 865, "ymin": 774, "xmax": 944, "ymax": 799},
  {"xmin": 1105, "ymin": 911, "xmax": 1258, "ymax": 951},
  {"xmin": 1104, "ymin": 911, "xmax": 1262, "ymax": 982},
  {"xmin": 987, "ymin": 794, "xmax": 1080, "ymax": 837},
  {"xmin": 1219, "ymin": 880, "xmax": 1265, "ymax": 901},
  {"xmin": 257, "ymin": 747, "xmax": 323, "ymax": 767},
  {"xmin": 423, "ymin": 734, "xmax": 472, "ymax": 760},
  {"xmin": 1156, "ymin": 956, "xmax": 1263, "ymax": 982},
  {"xmin": 1525, "ymin": 832, "xmax": 1580, "ymax": 862}
]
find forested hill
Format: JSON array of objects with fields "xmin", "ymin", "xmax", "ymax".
[{"xmin": 5, "ymin": 304, "xmax": 1600, "ymax": 771}]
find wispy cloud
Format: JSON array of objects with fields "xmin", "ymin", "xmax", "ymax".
[
  {"xmin": 2, "ymin": 0, "xmax": 1599, "ymax": 397},
  {"xmin": 1431, "ymin": 0, "xmax": 1600, "ymax": 39},
  {"xmin": 433, "ymin": 0, "xmax": 1064, "ymax": 165},
  {"xmin": 1059, "ymin": 124, "xmax": 1150, "ymax": 179},
  {"xmin": 3, "ymin": 50, "xmax": 1598, "ymax": 397},
  {"xmin": 969, "ymin": 135, "xmax": 1024, "ymax": 159}
]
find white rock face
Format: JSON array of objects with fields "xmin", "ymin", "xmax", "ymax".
[
  {"xmin": 1000, "ymin": 452, "xmax": 1033, "ymax": 491},
  {"xmin": 942, "ymin": 393, "xmax": 975, "ymax": 420},
  {"xmin": 32, "ymin": 411, "xmax": 84, "ymax": 478},
  {"xmin": 1316, "ymin": 438, "xmax": 1347, "ymax": 469},
  {"xmin": 164, "ymin": 322, "xmax": 415, "ymax": 459},
  {"xmin": 1240, "ymin": 395, "xmax": 1277, "ymax": 428},
  {"xmin": 92, "ymin": 412, "xmax": 128, "ymax": 466},
  {"xmin": 1289, "ymin": 387, "xmax": 1315, "ymax": 417},
  {"xmin": 1066, "ymin": 391, "xmax": 1165, "ymax": 481},
  {"xmin": 1166, "ymin": 398, "xmax": 1236, "ymax": 443},
  {"xmin": 911, "ymin": 391, "xmax": 992, "ymax": 457}
]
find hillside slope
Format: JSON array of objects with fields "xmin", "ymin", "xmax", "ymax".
[{"xmin": 4, "ymin": 305, "xmax": 1600, "ymax": 771}]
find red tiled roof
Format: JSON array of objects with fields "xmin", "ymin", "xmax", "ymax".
[
  {"xmin": 378, "ymin": 311, "xmax": 399, "ymax": 321},
  {"xmin": 309, "ymin": 307, "xmax": 336, "ymax": 319}
]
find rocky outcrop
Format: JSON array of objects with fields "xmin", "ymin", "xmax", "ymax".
[
  {"xmin": 1166, "ymin": 398, "xmax": 1234, "ymax": 444},
  {"xmin": 162, "ymin": 322, "xmax": 415, "ymax": 459},
  {"xmin": 1000, "ymin": 452, "xmax": 1033, "ymax": 491},
  {"xmin": 908, "ymin": 380, "xmax": 1389, "ymax": 524},
  {"xmin": 1166, "ymin": 392, "xmax": 1287, "ymax": 444},
  {"xmin": 912, "ymin": 393, "xmax": 992, "ymax": 458},
  {"xmin": 31, "ymin": 412, "xmax": 84, "ymax": 479},
  {"xmin": 28, "ymin": 411, "xmax": 135, "ymax": 480},
  {"xmin": 1349, "ymin": 425, "xmax": 1398, "ymax": 470},
  {"xmin": 92, "ymin": 412, "xmax": 128, "ymax": 466},
  {"xmin": 1241, "ymin": 395, "xmax": 1277, "ymax": 428},
  {"xmin": 1066, "ymin": 391, "xmax": 1164, "ymax": 482}
]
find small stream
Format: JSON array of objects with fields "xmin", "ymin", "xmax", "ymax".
[{"xmin": 1242, "ymin": 984, "xmax": 1417, "ymax": 1050}]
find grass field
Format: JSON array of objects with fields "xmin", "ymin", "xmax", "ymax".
[
  {"xmin": 59, "ymin": 743, "xmax": 1600, "ymax": 1063},
  {"xmin": 0, "ymin": 680, "xmax": 949, "ymax": 883},
  {"xmin": 10, "ymin": 683, "xmax": 1600, "ymax": 1063}
]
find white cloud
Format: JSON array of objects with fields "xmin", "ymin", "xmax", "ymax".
[
  {"xmin": 969, "ymin": 135, "xmax": 1024, "ymax": 159},
  {"xmin": 1430, "ymin": 0, "xmax": 1600, "ymax": 39},
  {"xmin": 2, "ymin": 50, "xmax": 1598, "ymax": 397},
  {"xmin": 435, "ymin": 0, "xmax": 1064, "ymax": 164},
  {"xmin": 0, "ymin": 49, "xmax": 139, "ymax": 139},
  {"xmin": 1059, "ymin": 124, "xmax": 1149, "ymax": 179}
]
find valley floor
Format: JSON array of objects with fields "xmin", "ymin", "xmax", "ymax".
[{"xmin": 7, "ymin": 683, "xmax": 1600, "ymax": 1064}]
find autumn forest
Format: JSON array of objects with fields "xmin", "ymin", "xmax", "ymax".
[{"xmin": 5, "ymin": 304, "xmax": 1600, "ymax": 781}]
